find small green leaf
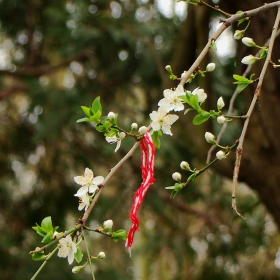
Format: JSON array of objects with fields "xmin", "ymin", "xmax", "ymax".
[
  {"xmin": 184, "ymin": 108, "xmax": 195, "ymax": 115},
  {"xmin": 192, "ymin": 111, "xmax": 210, "ymax": 125},
  {"xmin": 151, "ymin": 130, "xmax": 161, "ymax": 149},
  {"xmin": 189, "ymin": 94, "xmax": 200, "ymax": 110},
  {"xmin": 90, "ymin": 111, "xmax": 102, "ymax": 123},
  {"xmin": 233, "ymin": 74, "xmax": 249, "ymax": 82},
  {"xmin": 210, "ymin": 110, "xmax": 219, "ymax": 118},
  {"xmin": 32, "ymin": 249, "xmax": 47, "ymax": 261},
  {"xmin": 112, "ymin": 229, "xmax": 127, "ymax": 242},
  {"xmin": 41, "ymin": 231, "xmax": 53, "ymax": 244},
  {"xmin": 96, "ymin": 124, "xmax": 106, "ymax": 132},
  {"xmin": 74, "ymin": 248, "xmax": 83, "ymax": 263},
  {"xmin": 237, "ymin": 83, "xmax": 249, "ymax": 93},
  {"xmin": 91, "ymin": 96, "xmax": 102, "ymax": 114},
  {"xmin": 81, "ymin": 106, "xmax": 91, "ymax": 117},
  {"xmin": 41, "ymin": 217, "xmax": 53, "ymax": 233},
  {"xmin": 165, "ymin": 186, "xmax": 175, "ymax": 190},
  {"xmin": 76, "ymin": 117, "xmax": 90, "ymax": 123}
]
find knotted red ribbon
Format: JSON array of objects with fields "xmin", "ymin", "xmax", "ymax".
[{"xmin": 125, "ymin": 132, "xmax": 155, "ymax": 254}]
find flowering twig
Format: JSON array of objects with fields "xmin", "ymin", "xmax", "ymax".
[
  {"xmin": 180, "ymin": 1, "xmax": 280, "ymax": 85},
  {"xmin": 231, "ymin": 6, "xmax": 280, "ymax": 217},
  {"xmin": 31, "ymin": 247, "xmax": 59, "ymax": 280}
]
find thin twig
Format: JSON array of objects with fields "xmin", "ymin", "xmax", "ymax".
[
  {"xmin": 232, "ymin": 6, "xmax": 280, "ymax": 217},
  {"xmin": 206, "ymin": 27, "xmax": 280, "ymax": 164},
  {"xmin": 179, "ymin": 1, "xmax": 280, "ymax": 86}
]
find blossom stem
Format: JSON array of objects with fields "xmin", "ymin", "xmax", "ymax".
[
  {"xmin": 84, "ymin": 226, "xmax": 113, "ymax": 238},
  {"xmin": 31, "ymin": 247, "xmax": 59, "ymax": 280},
  {"xmin": 29, "ymin": 225, "xmax": 82, "ymax": 255},
  {"xmin": 82, "ymin": 229, "xmax": 96, "ymax": 280}
]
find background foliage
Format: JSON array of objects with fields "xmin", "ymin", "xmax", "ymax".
[{"xmin": 1, "ymin": 0, "xmax": 280, "ymax": 279}]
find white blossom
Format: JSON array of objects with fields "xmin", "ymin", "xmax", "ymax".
[
  {"xmin": 206, "ymin": 63, "xmax": 216, "ymax": 72},
  {"xmin": 149, "ymin": 106, "xmax": 179, "ymax": 136},
  {"xmin": 97, "ymin": 251, "xmax": 106, "ymax": 259},
  {"xmin": 191, "ymin": 87, "xmax": 207, "ymax": 102},
  {"xmin": 74, "ymin": 168, "xmax": 104, "ymax": 195},
  {"xmin": 57, "ymin": 235, "xmax": 77, "ymax": 264},
  {"xmin": 217, "ymin": 97, "xmax": 225, "ymax": 110},
  {"xmin": 131, "ymin": 122, "xmax": 138, "ymax": 130},
  {"xmin": 158, "ymin": 85, "xmax": 185, "ymax": 112},
  {"xmin": 138, "ymin": 126, "xmax": 147, "ymax": 135},
  {"xmin": 205, "ymin": 132, "xmax": 215, "ymax": 144},
  {"xmin": 180, "ymin": 161, "xmax": 190, "ymax": 171},
  {"xmin": 241, "ymin": 55, "xmax": 258, "ymax": 65},
  {"xmin": 107, "ymin": 111, "xmax": 115, "ymax": 121},
  {"xmin": 172, "ymin": 172, "xmax": 182, "ymax": 182},
  {"xmin": 242, "ymin": 37, "xmax": 256, "ymax": 47},
  {"xmin": 106, "ymin": 132, "xmax": 126, "ymax": 152},
  {"xmin": 103, "ymin": 219, "xmax": 113, "ymax": 230},
  {"xmin": 216, "ymin": 150, "xmax": 226, "ymax": 160},
  {"xmin": 74, "ymin": 192, "xmax": 90, "ymax": 211},
  {"xmin": 217, "ymin": 115, "xmax": 227, "ymax": 124}
]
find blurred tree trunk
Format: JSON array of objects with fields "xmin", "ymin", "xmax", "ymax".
[{"xmin": 170, "ymin": 0, "xmax": 280, "ymax": 227}]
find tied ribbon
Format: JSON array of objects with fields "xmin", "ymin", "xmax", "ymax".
[{"xmin": 125, "ymin": 132, "xmax": 155, "ymax": 254}]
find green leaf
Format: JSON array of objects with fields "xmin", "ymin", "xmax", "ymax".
[
  {"xmin": 192, "ymin": 111, "xmax": 210, "ymax": 125},
  {"xmin": 210, "ymin": 110, "xmax": 219, "ymax": 118},
  {"xmin": 233, "ymin": 74, "xmax": 250, "ymax": 82},
  {"xmin": 90, "ymin": 111, "xmax": 102, "ymax": 123},
  {"xmin": 32, "ymin": 224, "xmax": 46, "ymax": 237},
  {"xmin": 81, "ymin": 106, "xmax": 91, "ymax": 117},
  {"xmin": 189, "ymin": 94, "xmax": 200, "ymax": 111},
  {"xmin": 32, "ymin": 249, "xmax": 47, "ymax": 261},
  {"xmin": 237, "ymin": 83, "xmax": 249, "ymax": 93},
  {"xmin": 184, "ymin": 108, "xmax": 195, "ymax": 115},
  {"xmin": 41, "ymin": 216, "xmax": 53, "ymax": 233},
  {"xmin": 41, "ymin": 231, "xmax": 53, "ymax": 244},
  {"xmin": 74, "ymin": 248, "xmax": 83, "ymax": 263},
  {"xmin": 76, "ymin": 117, "xmax": 90, "ymax": 123},
  {"xmin": 91, "ymin": 96, "xmax": 102, "ymax": 114},
  {"xmin": 96, "ymin": 124, "xmax": 106, "ymax": 132},
  {"xmin": 112, "ymin": 229, "xmax": 127, "ymax": 242},
  {"xmin": 259, "ymin": 48, "xmax": 268, "ymax": 59},
  {"xmin": 151, "ymin": 130, "xmax": 161, "ymax": 149}
]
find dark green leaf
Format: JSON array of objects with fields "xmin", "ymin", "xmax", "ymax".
[{"xmin": 151, "ymin": 130, "xmax": 161, "ymax": 149}]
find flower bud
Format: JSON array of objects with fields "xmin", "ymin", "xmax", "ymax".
[
  {"xmin": 131, "ymin": 123, "xmax": 138, "ymax": 130},
  {"xmin": 206, "ymin": 63, "xmax": 216, "ymax": 72},
  {"xmin": 217, "ymin": 97, "xmax": 225, "ymax": 110},
  {"xmin": 241, "ymin": 55, "xmax": 258, "ymax": 65},
  {"xmin": 72, "ymin": 266, "xmax": 83, "ymax": 274},
  {"xmin": 242, "ymin": 37, "xmax": 256, "ymax": 47},
  {"xmin": 205, "ymin": 132, "xmax": 215, "ymax": 144},
  {"xmin": 216, "ymin": 150, "xmax": 226, "ymax": 160},
  {"xmin": 233, "ymin": 30, "xmax": 245, "ymax": 40},
  {"xmin": 172, "ymin": 172, "xmax": 182, "ymax": 182},
  {"xmin": 97, "ymin": 251, "xmax": 106, "ymax": 259},
  {"xmin": 181, "ymin": 71, "xmax": 188, "ymax": 80},
  {"xmin": 165, "ymin": 65, "xmax": 172, "ymax": 73},
  {"xmin": 138, "ymin": 126, "xmax": 147, "ymax": 135},
  {"xmin": 107, "ymin": 112, "xmax": 115, "ymax": 121},
  {"xmin": 217, "ymin": 115, "xmax": 226, "ymax": 124},
  {"xmin": 103, "ymin": 219, "xmax": 113, "ymax": 230},
  {"xmin": 119, "ymin": 132, "xmax": 126, "ymax": 139},
  {"xmin": 180, "ymin": 161, "xmax": 191, "ymax": 171}
]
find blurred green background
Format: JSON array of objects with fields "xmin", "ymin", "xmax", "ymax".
[{"xmin": 1, "ymin": 0, "xmax": 280, "ymax": 279}]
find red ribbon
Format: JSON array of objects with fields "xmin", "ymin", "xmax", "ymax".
[{"xmin": 125, "ymin": 132, "xmax": 155, "ymax": 254}]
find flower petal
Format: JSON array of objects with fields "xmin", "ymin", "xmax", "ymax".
[
  {"xmin": 84, "ymin": 168, "xmax": 93, "ymax": 181},
  {"xmin": 74, "ymin": 186, "xmax": 88, "ymax": 197},
  {"xmin": 92, "ymin": 176, "xmax": 104, "ymax": 185}
]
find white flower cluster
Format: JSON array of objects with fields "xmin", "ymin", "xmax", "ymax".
[
  {"xmin": 149, "ymin": 83, "xmax": 209, "ymax": 136},
  {"xmin": 149, "ymin": 85, "xmax": 184, "ymax": 136},
  {"xmin": 74, "ymin": 168, "xmax": 104, "ymax": 211}
]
